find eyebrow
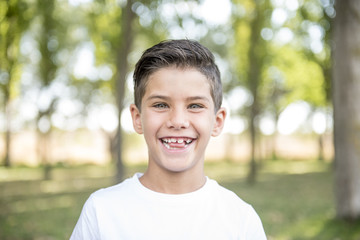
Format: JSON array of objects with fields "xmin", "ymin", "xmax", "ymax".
[{"xmin": 145, "ymin": 95, "xmax": 210, "ymax": 102}]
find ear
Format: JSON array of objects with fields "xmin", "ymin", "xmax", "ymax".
[
  {"xmin": 130, "ymin": 104, "xmax": 143, "ymax": 134},
  {"xmin": 211, "ymin": 107, "xmax": 227, "ymax": 137}
]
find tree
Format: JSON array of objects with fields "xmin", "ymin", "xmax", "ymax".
[
  {"xmin": 333, "ymin": 0, "xmax": 360, "ymax": 220},
  {"xmin": 35, "ymin": 0, "xmax": 78, "ymax": 178},
  {"xmin": 0, "ymin": 0, "xmax": 31, "ymax": 167},
  {"xmin": 35, "ymin": 0, "xmax": 60, "ymax": 179},
  {"xmin": 114, "ymin": 0, "xmax": 136, "ymax": 182},
  {"xmin": 86, "ymin": 0, "xmax": 140, "ymax": 181},
  {"xmin": 232, "ymin": 0, "xmax": 272, "ymax": 182},
  {"xmin": 295, "ymin": 0, "xmax": 335, "ymax": 161}
]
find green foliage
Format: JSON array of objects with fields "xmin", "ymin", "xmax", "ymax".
[
  {"xmin": 290, "ymin": 0, "xmax": 334, "ymax": 104},
  {"xmin": 232, "ymin": 19, "xmax": 251, "ymax": 83},
  {"xmin": 273, "ymin": 46, "xmax": 326, "ymax": 108},
  {"xmin": 87, "ymin": 0, "xmax": 122, "ymax": 66},
  {"xmin": 0, "ymin": 0, "xmax": 32, "ymax": 101},
  {"xmin": 36, "ymin": 0, "xmax": 58, "ymax": 87},
  {"xmin": 231, "ymin": 0, "xmax": 330, "ymax": 114},
  {"xmin": 0, "ymin": 0, "xmax": 334, "ymax": 127},
  {"xmin": 231, "ymin": 0, "xmax": 271, "ymax": 87}
]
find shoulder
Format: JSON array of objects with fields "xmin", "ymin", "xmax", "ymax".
[
  {"xmin": 89, "ymin": 174, "xmax": 140, "ymax": 205},
  {"xmin": 206, "ymin": 179, "xmax": 267, "ymax": 238},
  {"xmin": 207, "ymin": 179, "xmax": 263, "ymax": 222},
  {"xmin": 208, "ymin": 179, "xmax": 249, "ymax": 207}
]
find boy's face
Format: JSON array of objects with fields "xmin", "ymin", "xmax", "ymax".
[{"xmin": 130, "ymin": 67, "xmax": 226, "ymax": 175}]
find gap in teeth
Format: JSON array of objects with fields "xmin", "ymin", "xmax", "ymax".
[{"xmin": 162, "ymin": 138, "xmax": 192, "ymax": 144}]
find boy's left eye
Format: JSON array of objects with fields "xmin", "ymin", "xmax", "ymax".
[{"xmin": 188, "ymin": 104, "xmax": 203, "ymax": 109}]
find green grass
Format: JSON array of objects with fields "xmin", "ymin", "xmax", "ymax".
[{"xmin": 0, "ymin": 160, "xmax": 359, "ymax": 239}]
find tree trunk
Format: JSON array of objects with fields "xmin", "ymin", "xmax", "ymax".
[
  {"xmin": 2, "ymin": 2, "xmax": 15, "ymax": 168},
  {"xmin": 246, "ymin": 0, "xmax": 270, "ymax": 183},
  {"xmin": 38, "ymin": 131, "xmax": 52, "ymax": 180},
  {"xmin": 271, "ymin": 130, "xmax": 278, "ymax": 161},
  {"xmin": 4, "ymin": 98, "xmax": 11, "ymax": 167},
  {"xmin": 36, "ymin": 0, "xmax": 57, "ymax": 180},
  {"xmin": 271, "ymin": 108, "xmax": 280, "ymax": 161},
  {"xmin": 248, "ymin": 103, "xmax": 258, "ymax": 183},
  {"xmin": 318, "ymin": 134, "xmax": 324, "ymax": 161},
  {"xmin": 333, "ymin": 0, "xmax": 360, "ymax": 220},
  {"xmin": 114, "ymin": 0, "xmax": 136, "ymax": 182}
]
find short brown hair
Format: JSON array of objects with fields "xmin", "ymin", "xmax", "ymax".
[{"xmin": 133, "ymin": 39, "xmax": 222, "ymax": 112}]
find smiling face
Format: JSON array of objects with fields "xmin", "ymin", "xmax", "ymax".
[{"xmin": 130, "ymin": 67, "xmax": 226, "ymax": 177}]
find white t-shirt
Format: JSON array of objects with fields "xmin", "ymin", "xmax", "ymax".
[{"xmin": 70, "ymin": 173, "xmax": 267, "ymax": 240}]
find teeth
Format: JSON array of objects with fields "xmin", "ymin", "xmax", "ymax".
[{"xmin": 161, "ymin": 138, "xmax": 193, "ymax": 144}]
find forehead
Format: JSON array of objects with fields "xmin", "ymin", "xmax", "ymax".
[{"xmin": 144, "ymin": 67, "xmax": 211, "ymax": 97}]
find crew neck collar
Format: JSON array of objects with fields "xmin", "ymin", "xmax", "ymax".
[{"xmin": 132, "ymin": 173, "xmax": 213, "ymax": 205}]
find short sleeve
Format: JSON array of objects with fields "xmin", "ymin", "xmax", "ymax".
[
  {"xmin": 244, "ymin": 206, "xmax": 267, "ymax": 240},
  {"xmin": 70, "ymin": 194, "xmax": 100, "ymax": 240}
]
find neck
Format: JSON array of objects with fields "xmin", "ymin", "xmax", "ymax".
[{"xmin": 139, "ymin": 166, "xmax": 206, "ymax": 194}]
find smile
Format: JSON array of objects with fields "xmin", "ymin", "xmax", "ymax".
[{"xmin": 160, "ymin": 137, "xmax": 195, "ymax": 150}]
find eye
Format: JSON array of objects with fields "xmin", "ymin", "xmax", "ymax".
[
  {"xmin": 153, "ymin": 103, "xmax": 169, "ymax": 109},
  {"xmin": 188, "ymin": 104, "xmax": 204, "ymax": 110}
]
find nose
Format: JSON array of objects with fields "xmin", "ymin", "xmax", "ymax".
[{"xmin": 166, "ymin": 108, "xmax": 190, "ymax": 130}]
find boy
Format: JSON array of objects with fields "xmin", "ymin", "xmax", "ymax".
[{"xmin": 70, "ymin": 39, "xmax": 266, "ymax": 240}]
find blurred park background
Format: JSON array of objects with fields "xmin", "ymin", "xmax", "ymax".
[{"xmin": 1, "ymin": 0, "xmax": 360, "ymax": 239}]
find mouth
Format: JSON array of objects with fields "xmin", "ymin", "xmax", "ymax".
[{"xmin": 159, "ymin": 137, "xmax": 195, "ymax": 150}]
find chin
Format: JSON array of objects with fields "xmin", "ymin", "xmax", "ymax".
[{"xmin": 160, "ymin": 157, "xmax": 202, "ymax": 174}]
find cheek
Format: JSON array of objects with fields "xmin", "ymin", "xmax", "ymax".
[
  {"xmin": 141, "ymin": 112, "xmax": 164, "ymax": 133},
  {"xmin": 194, "ymin": 116, "xmax": 215, "ymax": 135}
]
